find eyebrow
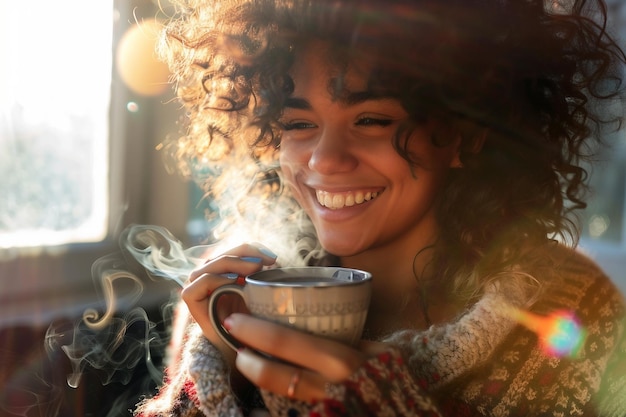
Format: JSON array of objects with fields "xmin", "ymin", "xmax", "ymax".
[
  {"xmin": 283, "ymin": 91, "xmax": 390, "ymax": 110},
  {"xmin": 283, "ymin": 97, "xmax": 312, "ymax": 110}
]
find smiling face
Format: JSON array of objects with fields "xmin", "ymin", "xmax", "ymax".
[{"xmin": 279, "ymin": 44, "xmax": 461, "ymax": 258}]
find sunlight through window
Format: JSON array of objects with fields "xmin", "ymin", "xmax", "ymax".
[{"xmin": 0, "ymin": 1, "xmax": 113, "ymax": 248}]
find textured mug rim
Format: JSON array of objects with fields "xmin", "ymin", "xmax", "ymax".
[{"xmin": 245, "ymin": 266, "xmax": 372, "ymax": 287}]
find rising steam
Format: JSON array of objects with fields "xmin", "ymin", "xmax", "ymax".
[
  {"xmin": 44, "ymin": 205, "xmax": 316, "ymax": 400},
  {"xmin": 44, "ymin": 104, "xmax": 321, "ymax": 416},
  {"xmin": 44, "ymin": 225, "xmax": 211, "ymax": 391}
]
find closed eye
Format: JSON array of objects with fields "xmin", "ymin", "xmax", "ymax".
[
  {"xmin": 279, "ymin": 120, "xmax": 317, "ymax": 131},
  {"xmin": 355, "ymin": 117, "xmax": 394, "ymax": 127}
]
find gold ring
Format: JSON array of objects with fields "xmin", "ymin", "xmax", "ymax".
[{"xmin": 286, "ymin": 369, "xmax": 302, "ymax": 398}]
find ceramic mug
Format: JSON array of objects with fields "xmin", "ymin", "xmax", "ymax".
[{"xmin": 208, "ymin": 266, "xmax": 372, "ymax": 350}]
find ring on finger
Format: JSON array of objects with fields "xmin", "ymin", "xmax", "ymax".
[{"xmin": 286, "ymin": 369, "xmax": 302, "ymax": 399}]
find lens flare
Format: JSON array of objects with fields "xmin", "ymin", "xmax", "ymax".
[{"xmin": 507, "ymin": 308, "xmax": 586, "ymax": 357}]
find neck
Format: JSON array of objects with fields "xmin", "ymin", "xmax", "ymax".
[
  {"xmin": 340, "ymin": 219, "xmax": 438, "ymax": 292},
  {"xmin": 339, "ymin": 224, "xmax": 442, "ymax": 335}
]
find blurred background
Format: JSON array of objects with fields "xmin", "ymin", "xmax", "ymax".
[{"xmin": 0, "ymin": 0, "xmax": 624, "ymax": 416}]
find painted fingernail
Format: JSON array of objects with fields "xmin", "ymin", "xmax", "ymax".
[
  {"xmin": 223, "ymin": 316, "xmax": 233, "ymax": 331},
  {"xmin": 258, "ymin": 247, "xmax": 278, "ymax": 259},
  {"xmin": 241, "ymin": 256, "xmax": 262, "ymax": 263},
  {"xmin": 220, "ymin": 273, "xmax": 239, "ymax": 279}
]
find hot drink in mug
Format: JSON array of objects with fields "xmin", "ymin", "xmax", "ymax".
[{"xmin": 207, "ymin": 267, "xmax": 372, "ymax": 350}]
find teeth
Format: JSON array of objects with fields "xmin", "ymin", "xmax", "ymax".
[{"xmin": 315, "ymin": 190, "xmax": 380, "ymax": 210}]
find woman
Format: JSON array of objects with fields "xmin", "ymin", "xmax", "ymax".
[{"xmin": 136, "ymin": 0, "xmax": 626, "ymax": 415}]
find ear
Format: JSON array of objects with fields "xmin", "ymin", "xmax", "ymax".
[
  {"xmin": 448, "ymin": 134, "xmax": 464, "ymax": 168},
  {"xmin": 449, "ymin": 144, "xmax": 464, "ymax": 168},
  {"xmin": 449, "ymin": 128, "xmax": 487, "ymax": 168},
  {"xmin": 465, "ymin": 128, "xmax": 487, "ymax": 154}
]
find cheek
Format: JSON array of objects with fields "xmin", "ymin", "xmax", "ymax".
[
  {"xmin": 279, "ymin": 149, "xmax": 295, "ymax": 183},
  {"xmin": 278, "ymin": 148, "xmax": 304, "ymax": 199},
  {"xmin": 279, "ymin": 141, "xmax": 309, "ymax": 177}
]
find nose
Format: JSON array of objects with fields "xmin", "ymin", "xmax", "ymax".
[{"xmin": 307, "ymin": 126, "xmax": 358, "ymax": 174}]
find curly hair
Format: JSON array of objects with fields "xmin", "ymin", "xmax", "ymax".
[{"xmin": 158, "ymin": 0, "xmax": 625, "ymax": 298}]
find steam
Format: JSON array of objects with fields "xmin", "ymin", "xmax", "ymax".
[
  {"xmin": 81, "ymin": 261, "xmax": 144, "ymax": 331},
  {"xmin": 43, "ymin": 219, "xmax": 288, "ymax": 397},
  {"xmin": 44, "ymin": 225, "xmax": 207, "ymax": 391},
  {"xmin": 43, "ymin": 148, "xmax": 320, "ymax": 416},
  {"xmin": 120, "ymin": 224, "xmax": 214, "ymax": 287},
  {"xmin": 49, "ymin": 307, "xmax": 163, "ymax": 389},
  {"xmin": 0, "ymin": 351, "xmax": 65, "ymax": 417}
]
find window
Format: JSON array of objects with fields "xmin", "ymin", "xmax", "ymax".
[
  {"xmin": 579, "ymin": 131, "xmax": 626, "ymax": 294},
  {"xmin": 0, "ymin": 1, "xmax": 113, "ymax": 248},
  {"xmin": 0, "ymin": 0, "xmax": 187, "ymax": 328},
  {"xmin": 579, "ymin": 0, "xmax": 626, "ymax": 294}
]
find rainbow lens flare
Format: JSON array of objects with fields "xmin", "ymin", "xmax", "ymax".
[{"xmin": 508, "ymin": 308, "xmax": 586, "ymax": 358}]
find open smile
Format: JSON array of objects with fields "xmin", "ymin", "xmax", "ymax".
[{"xmin": 315, "ymin": 189, "xmax": 381, "ymax": 210}]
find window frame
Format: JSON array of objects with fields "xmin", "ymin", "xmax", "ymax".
[{"xmin": 0, "ymin": 0, "xmax": 188, "ymax": 329}]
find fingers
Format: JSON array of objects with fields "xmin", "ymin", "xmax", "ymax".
[
  {"xmin": 236, "ymin": 348, "xmax": 327, "ymax": 402},
  {"xmin": 226, "ymin": 314, "xmax": 366, "ymax": 382},
  {"xmin": 181, "ymin": 273, "xmax": 234, "ymax": 324},
  {"xmin": 188, "ymin": 243, "xmax": 277, "ymax": 282},
  {"xmin": 180, "ymin": 273, "xmax": 239, "ymax": 358},
  {"xmin": 180, "ymin": 243, "xmax": 277, "ymax": 358},
  {"xmin": 182, "ymin": 242, "xmax": 278, "ymax": 321}
]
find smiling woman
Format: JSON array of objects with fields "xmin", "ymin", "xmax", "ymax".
[
  {"xmin": 3, "ymin": 1, "xmax": 626, "ymax": 417},
  {"xmin": 132, "ymin": 0, "xmax": 626, "ymax": 416},
  {"xmin": 278, "ymin": 45, "xmax": 455, "ymax": 258}
]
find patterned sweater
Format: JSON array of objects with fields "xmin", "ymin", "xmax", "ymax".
[{"xmin": 135, "ymin": 245, "xmax": 626, "ymax": 416}]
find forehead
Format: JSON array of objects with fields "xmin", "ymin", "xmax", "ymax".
[{"xmin": 288, "ymin": 41, "xmax": 374, "ymax": 98}]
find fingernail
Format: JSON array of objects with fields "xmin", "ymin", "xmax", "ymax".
[
  {"xmin": 223, "ymin": 316, "xmax": 233, "ymax": 331},
  {"xmin": 220, "ymin": 273, "xmax": 239, "ymax": 279},
  {"xmin": 241, "ymin": 256, "xmax": 262, "ymax": 263},
  {"xmin": 258, "ymin": 247, "xmax": 278, "ymax": 259}
]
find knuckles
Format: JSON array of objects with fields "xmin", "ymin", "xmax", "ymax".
[{"xmin": 180, "ymin": 283, "xmax": 197, "ymax": 303}]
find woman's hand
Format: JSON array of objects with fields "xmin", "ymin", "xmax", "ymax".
[
  {"xmin": 224, "ymin": 313, "xmax": 387, "ymax": 402},
  {"xmin": 181, "ymin": 243, "xmax": 278, "ymax": 363}
]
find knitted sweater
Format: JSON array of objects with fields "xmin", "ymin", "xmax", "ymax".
[{"xmin": 134, "ymin": 245, "xmax": 626, "ymax": 416}]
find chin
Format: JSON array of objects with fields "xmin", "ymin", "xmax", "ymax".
[{"xmin": 318, "ymin": 237, "xmax": 365, "ymax": 258}]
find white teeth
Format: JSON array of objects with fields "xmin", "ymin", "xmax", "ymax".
[
  {"xmin": 324, "ymin": 193, "xmax": 333, "ymax": 207},
  {"xmin": 332, "ymin": 194, "xmax": 343, "ymax": 208},
  {"xmin": 315, "ymin": 190, "xmax": 380, "ymax": 210}
]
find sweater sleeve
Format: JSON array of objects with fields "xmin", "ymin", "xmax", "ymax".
[
  {"xmin": 315, "ymin": 349, "xmax": 443, "ymax": 417},
  {"xmin": 260, "ymin": 348, "xmax": 443, "ymax": 417},
  {"xmin": 135, "ymin": 322, "xmax": 243, "ymax": 417}
]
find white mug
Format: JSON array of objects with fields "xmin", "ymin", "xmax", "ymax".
[{"xmin": 208, "ymin": 266, "xmax": 372, "ymax": 350}]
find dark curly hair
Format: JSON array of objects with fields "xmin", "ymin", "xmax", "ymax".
[{"xmin": 159, "ymin": 0, "xmax": 625, "ymax": 298}]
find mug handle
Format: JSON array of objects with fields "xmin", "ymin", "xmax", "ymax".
[{"xmin": 207, "ymin": 284, "xmax": 246, "ymax": 351}]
